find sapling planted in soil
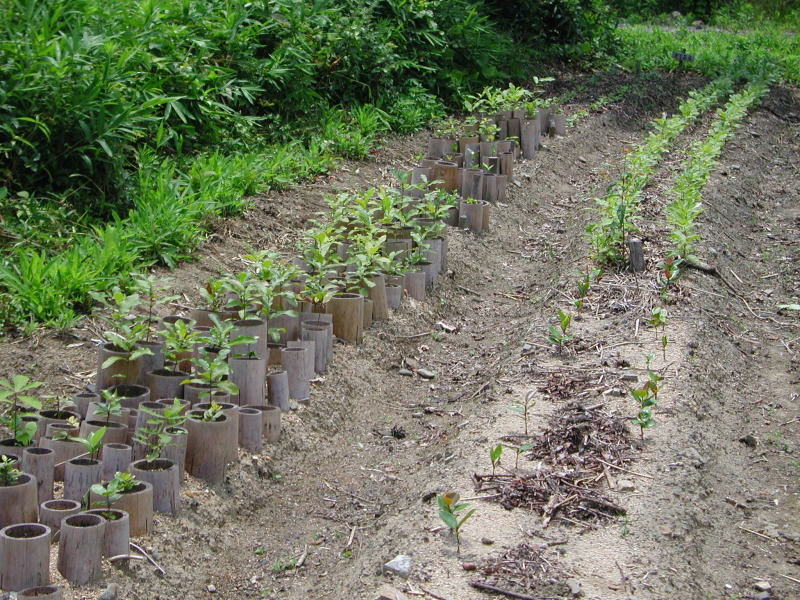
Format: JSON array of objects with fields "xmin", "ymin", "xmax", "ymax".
[
  {"xmin": 547, "ymin": 310, "xmax": 573, "ymax": 353},
  {"xmin": 437, "ymin": 491, "xmax": 476, "ymax": 553},
  {"xmin": 489, "ymin": 444, "xmax": 502, "ymax": 474},
  {"xmin": 510, "ymin": 390, "xmax": 537, "ymax": 436}
]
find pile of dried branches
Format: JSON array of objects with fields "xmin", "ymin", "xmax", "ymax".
[
  {"xmin": 475, "ymin": 402, "xmax": 633, "ymax": 526},
  {"xmin": 469, "ymin": 543, "xmax": 571, "ymax": 600}
]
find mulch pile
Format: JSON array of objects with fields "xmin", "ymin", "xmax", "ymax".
[{"xmin": 474, "ymin": 401, "xmax": 635, "ymax": 527}]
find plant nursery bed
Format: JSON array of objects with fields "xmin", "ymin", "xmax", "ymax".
[{"xmin": 0, "ymin": 75, "xmax": 799, "ymax": 600}]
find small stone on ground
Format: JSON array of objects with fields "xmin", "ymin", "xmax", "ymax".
[
  {"xmin": 754, "ymin": 581, "xmax": 772, "ymax": 592},
  {"xmin": 398, "ymin": 369, "xmax": 413, "ymax": 377},
  {"xmin": 417, "ymin": 369, "xmax": 435, "ymax": 379},
  {"xmin": 373, "ymin": 584, "xmax": 408, "ymax": 600},
  {"xmin": 383, "ymin": 554, "xmax": 413, "ymax": 579}
]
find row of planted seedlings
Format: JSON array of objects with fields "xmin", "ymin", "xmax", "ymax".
[
  {"xmin": 0, "ymin": 177, "xmax": 466, "ymax": 594},
  {"xmin": 663, "ymin": 81, "xmax": 768, "ymax": 263},
  {"xmin": 586, "ymin": 77, "xmax": 734, "ymax": 268},
  {"xmin": 418, "ymin": 84, "xmax": 567, "ymax": 233}
]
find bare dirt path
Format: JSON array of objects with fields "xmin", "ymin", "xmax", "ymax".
[{"xmin": 3, "ymin": 76, "xmax": 798, "ymax": 600}]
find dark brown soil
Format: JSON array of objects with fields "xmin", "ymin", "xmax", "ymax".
[{"xmin": 2, "ymin": 77, "xmax": 799, "ymax": 600}]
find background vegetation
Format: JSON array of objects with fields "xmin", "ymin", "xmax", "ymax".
[{"xmin": 0, "ymin": 0, "xmax": 796, "ymax": 330}]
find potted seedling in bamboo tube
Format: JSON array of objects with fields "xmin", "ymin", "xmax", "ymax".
[
  {"xmin": 150, "ymin": 318, "xmax": 199, "ymax": 399},
  {"xmin": 131, "ymin": 274, "xmax": 178, "ymax": 373},
  {"xmin": 87, "ymin": 474, "xmax": 130, "ymax": 558},
  {"xmin": 347, "ymin": 232, "xmax": 392, "ymax": 322},
  {"xmin": 0, "ymin": 456, "xmax": 38, "ymax": 527},
  {"xmin": 62, "ymin": 426, "xmax": 105, "ymax": 502},
  {"xmin": 92, "ymin": 287, "xmax": 154, "ymax": 390},
  {"xmin": 130, "ymin": 399, "xmax": 185, "ymax": 513},
  {"xmin": 192, "ymin": 276, "xmax": 229, "ymax": 326},
  {"xmin": 0, "ymin": 375, "xmax": 43, "ymax": 460}
]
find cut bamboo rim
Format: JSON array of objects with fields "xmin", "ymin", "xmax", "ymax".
[
  {"xmin": 17, "ymin": 585, "xmax": 62, "ymax": 600},
  {"xmin": 38, "ymin": 499, "xmax": 80, "ymax": 536},
  {"xmin": 0, "ymin": 523, "xmax": 51, "ymax": 591}
]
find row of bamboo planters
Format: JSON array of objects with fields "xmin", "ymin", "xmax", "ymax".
[{"xmin": 0, "ymin": 104, "xmax": 567, "ymax": 593}]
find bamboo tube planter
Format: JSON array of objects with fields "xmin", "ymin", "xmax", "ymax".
[
  {"xmin": 146, "ymin": 369, "xmax": 187, "ymax": 400},
  {"xmin": 96, "ymin": 343, "xmax": 142, "ymax": 390},
  {"xmin": 130, "ymin": 458, "xmax": 180, "ymax": 514},
  {"xmin": 366, "ymin": 273, "xmax": 389, "ymax": 321},
  {"xmin": 91, "ymin": 481, "xmax": 153, "ymax": 537},
  {"xmin": 300, "ymin": 323, "xmax": 331, "ymax": 374},
  {"xmin": 0, "ymin": 523, "xmax": 51, "ymax": 591},
  {"xmin": 229, "ymin": 355, "xmax": 267, "ymax": 406},
  {"xmin": 101, "ymin": 443, "xmax": 132, "ymax": 481},
  {"xmin": 0, "ymin": 473, "xmax": 38, "ymax": 528},
  {"xmin": 63, "ymin": 458, "xmax": 102, "ymax": 503},
  {"xmin": 404, "ymin": 270, "xmax": 426, "ymax": 301},
  {"xmin": 267, "ymin": 370, "xmax": 290, "ymax": 411},
  {"xmin": 22, "ymin": 447, "xmax": 54, "ymax": 504},
  {"xmin": 281, "ymin": 347, "xmax": 313, "ymax": 401},
  {"xmin": 328, "ymin": 293, "xmax": 363, "ymax": 344},
  {"xmin": 57, "ymin": 513, "xmax": 105, "ymax": 584},
  {"xmin": 238, "ymin": 408, "xmax": 263, "ymax": 453},
  {"xmin": 85, "ymin": 509, "xmax": 130, "ymax": 558},
  {"xmin": 38, "ymin": 500, "xmax": 81, "ymax": 536},
  {"xmin": 185, "ymin": 411, "xmax": 229, "ymax": 484}
]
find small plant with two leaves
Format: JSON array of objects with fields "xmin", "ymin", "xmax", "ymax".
[
  {"xmin": 547, "ymin": 309, "xmax": 573, "ymax": 353},
  {"xmin": 0, "ymin": 455, "xmax": 21, "ymax": 486},
  {"xmin": 629, "ymin": 355, "xmax": 663, "ymax": 441},
  {"xmin": 133, "ymin": 398, "xmax": 187, "ymax": 462},
  {"xmin": 649, "ymin": 306, "xmax": 668, "ymax": 359},
  {"xmin": 510, "ymin": 390, "xmax": 537, "ymax": 436},
  {"xmin": 489, "ymin": 444, "xmax": 502, "ymax": 475},
  {"xmin": 574, "ymin": 266, "xmax": 602, "ymax": 309},
  {"xmin": 437, "ymin": 491, "xmax": 477, "ymax": 553},
  {"xmin": 0, "ymin": 375, "xmax": 43, "ymax": 448}
]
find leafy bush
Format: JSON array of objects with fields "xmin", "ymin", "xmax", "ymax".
[{"xmin": 484, "ymin": 0, "xmax": 619, "ymax": 62}]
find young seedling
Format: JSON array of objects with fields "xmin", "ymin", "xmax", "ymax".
[
  {"xmin": 489, "ymin": 444, "xmax": 502, "ymax": 474},
  {"xmin": 97, "ymin": 389, "xmax": 123, "ymax": 427},
  {"xmin": 89, "ymin": 470, "xmax": 136, "ymax": 515},
  {"xmin": 0, "ymin": 375, "xmax": 43, "ymax": 447},
  {"xmin": 630, "ymin": 387, "xmax": 657, "ymax": 440},
  {"xmin": 69, "ymin": 426, "xmax": 107, "ymax": 461},
  {"xmin": 133, "ymin": 399, "xmax": 187, "ymax": 461},
  {"xmin": 547, "ymin": 310, "xmax": 573, "ymax": 352},
  {"xmin": 0, "ymin": 455, "xmax": 20, "ymax": 486},
  {"xmin": 437, "ymin": 491, "xmax": 476, "ymax": 553},
  {"xmin": 510, "ymin": 390, "xmax": 537, "ymax": 436}
]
